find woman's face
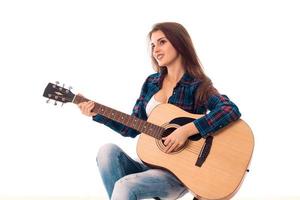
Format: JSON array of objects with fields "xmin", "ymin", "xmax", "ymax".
[{"xmin": 151, "ymin": 30, "xmax": 180, "ymax": 67}]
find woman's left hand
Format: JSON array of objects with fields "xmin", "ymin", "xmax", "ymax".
[{"xmin": 162, "ymin": 126, "xmax": 189, "ymax": 153}]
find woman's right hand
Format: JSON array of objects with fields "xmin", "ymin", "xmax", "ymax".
[{"xmin": 77, "ymin": 95, "xmax": 97, "ymax": 117}]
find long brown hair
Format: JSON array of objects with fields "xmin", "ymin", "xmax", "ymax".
[{"xmin": 148, "ymin": 22, "xmax": 218, "ymax": 106}]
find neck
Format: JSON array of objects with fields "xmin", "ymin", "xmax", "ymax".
[{"xmin": 165, "ymin": 57, "xmax": 185, "ymax": 83}]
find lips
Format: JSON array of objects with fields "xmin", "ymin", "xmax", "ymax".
[{"xmin": 156, "ymin": 54, "xmax": 164, "ymax": 60}]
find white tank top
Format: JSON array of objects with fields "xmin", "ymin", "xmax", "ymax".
[{"xmin": 146, "ymin": 95, "xmax": 162, "ymax": 117}]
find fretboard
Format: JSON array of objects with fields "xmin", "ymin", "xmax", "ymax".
[{"xmin": 73, "ymin": 95, "xmax": 164, "ymax": 139}]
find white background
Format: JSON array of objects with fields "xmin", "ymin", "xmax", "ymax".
[{"xmin": 1, "ymin": 0, "xmax": 300, "ymax": 199}]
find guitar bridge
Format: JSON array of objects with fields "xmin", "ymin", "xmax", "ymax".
[{"xmin": 195, "ymin": 136, "xmax": 213, "ymax": 167}]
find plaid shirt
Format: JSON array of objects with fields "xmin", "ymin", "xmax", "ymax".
[{"xmin": 93, "ymin": 72, "xmax": 241, "ymax": 138}]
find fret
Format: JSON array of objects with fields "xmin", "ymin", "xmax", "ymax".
[
  {"xmin": 107, "ymin": 108, "xmax": 112, "ymax": 119},
  {"xmin": 95, "ymin": 105, "xmax": 100, "ymax": 114},
  {"xmin": 132, "ymin": 117, "xmax": 138, "ymax": 130},
  {"xmin": 120, "ymin": 113, "xmax": 125, "ymax": 123},
  {"xmin": 127, "ymin": 117, "xmax": 132, "ymax": 128},
  {"xmin": 123, "ymin": 114, "xmax": 129, "ymax": 127},
  {"xmin": 94, "ymin": 103, "xmax": 101, "ymax": 113},
  {"xmin": 147, "ymin": 123, "xmax": 153, "ymax": 136},
  {"xmin": 156, "ymin": 125, "xmax": 163, "ymax": 139},
  {"xmin": 147, "ymin": 123, "xmax": 152, "ymax": 134},
  {"xmin": 99, "ymin": 105, "xmax": 105, "ymax": 114},
  {"xmin": 151, "ymin": 125, "xmax": 157, "ymax": 138},
  {"xmin": 141, "ymin": 121, "xmax": 148, "ymax": 133},
  {"xmin": 110, "ymin": 109, "xmax": 116, "ymax": 120},
  {"xmin": 97, "ymin": 105, "xmax": 103, "ymax": 115},
  {"xmin": 140, "ymin": 120, "xmax": 146, "ymax": 133},
  {"xmin": 134, "ymin": 118, "xmax": 139, "ymax": 131},
  {"xmin": 147, "ymin": 124, "xmax": 153, "ymax": 137},
  {"xmin": 152, "ymin": 124, "xmax": 159, "ymax": 138},
  {"xmin": 114, "ymin": 110, "xmax": 121, "ymax": 121},
  {"xmin": 98, "ymin": 104, "xmax": 104, "ymax": 115},
  {"xmin": 136, "ymin": 119, "xmax": 143, "ymax": 132},
  {"xmin": 128, "ymin": 116, "xmax": 134, "ymax": 129},
  {"xmin": 124, "ymin": 114, "xmax": 130, "ymax": 127},
  {"xmin": 157, "ymin": 126, "xmax": 163, "ymax": 139},
  {"xmin": 102, "ymin": 106, "xmax": 109, "ymax": 118},
  {"xmin": 148, "ymin": 124, "xmax": 155, "ymax": 136},
  {"xmin": 115, "ymin": 112, "xmax": 121, "ymax": 122},
  {"xmin": 131, "ymin": 117, "xmax": 135, "ymax": 129},
  {"xmin": 153, "ymin": 124, "xmax": 160, "ymax": 139},
  {"xmin": 108, "ymin": 108, "xmax": 121, "ymax": 122},
  {"xmin": 134, "ymin": 118, "xmax": 139, "ymax": 130}
]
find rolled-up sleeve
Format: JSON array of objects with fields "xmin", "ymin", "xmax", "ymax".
[{"xmin": 193, "ymin": 94, "xmax": 241, "ymax": 137}]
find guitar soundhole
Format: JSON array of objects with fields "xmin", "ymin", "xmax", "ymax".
[{"xmin": 156, "ymin": 124, "xmax": 188, "ymax": 154}]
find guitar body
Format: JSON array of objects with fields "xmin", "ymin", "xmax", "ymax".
[{"xmin": 137, "ymin": 104, "xmax": 254, "ymax": 200}]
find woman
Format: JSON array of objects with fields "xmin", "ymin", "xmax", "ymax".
[{"xmin": 78, "ymin": 22, "xmax": 241, "ymax": 200}]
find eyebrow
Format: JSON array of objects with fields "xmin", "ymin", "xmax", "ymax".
[{"xmin": 151, "ymin": 37, "xmax": 167, "ymax": 45}]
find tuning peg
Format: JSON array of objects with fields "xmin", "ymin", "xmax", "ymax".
[
  {"xmin": 55, "ymin": 81, "xmax": 60, "ymax": 85},
  {"xmin": 46, "ymin": 98, "xmax": 50, "ymax": 103},
  {"xmin": 59, "ymin": 83, "xmax": 65, "ymax": 91},
  {"xmin": 66, "ymin": 86, "xmax": 73, "ymax": 94},
  {"xmin": 61, "ymin": 103, "xmax": 64, "ymax": 107},
  {"xmin": 54, "ymin": 101, "xmax": 57, "ymax": 106}
]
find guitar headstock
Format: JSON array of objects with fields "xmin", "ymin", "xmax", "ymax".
[{"xmin": 43, "ymin": 82, "xmax": 75, "ymax": 105}]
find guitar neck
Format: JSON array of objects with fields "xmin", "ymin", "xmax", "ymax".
[{"xmin": 73, "ymin": 95, "xmax": 164, "ymax": 139}]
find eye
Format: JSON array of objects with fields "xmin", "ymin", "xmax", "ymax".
[{"xmin": 159, "ymin": 40, "xmax": 166, "ymax": 45}]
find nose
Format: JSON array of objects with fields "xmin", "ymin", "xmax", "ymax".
[{"xmin": 153, "ymin": 44, "xmax": 161, "ymax": 53}]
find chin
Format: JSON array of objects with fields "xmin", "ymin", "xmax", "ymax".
[{"xmin": 158, "ymin": 61, "xmax": 168, "ymax": 67}]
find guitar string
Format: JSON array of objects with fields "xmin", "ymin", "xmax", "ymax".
[
  {"xmin": 158, "ymin": 142, "xmax": 203, "ymax": 154},
  {"xmin": 64, "ymin": 96, "xmax": 204, "ymax": 154},
  {"xmin": 181, "ymin": 147, "xmax": 201, "ymax": 154}
]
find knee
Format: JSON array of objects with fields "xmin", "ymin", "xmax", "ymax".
[
  {"xmin": 96, "ymin": 143, "xmax": 121, "ymax": 167},
  {"xmin": 112, "ymin": 177, "xmax": 137, "ymax": 199}
]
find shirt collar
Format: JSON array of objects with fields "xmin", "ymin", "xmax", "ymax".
[
  {"xmin": 152, "ymin": 71, "xmax": 200, "ymax": 87},
  {"xmin": 179, "ymin": 72, "xmax": 200, "ymax": 86}
]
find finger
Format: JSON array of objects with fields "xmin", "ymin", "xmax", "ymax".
[
  {"xmin": 86, "ymin": 101, "xmax": 94, "ymax": 110},
  {"xmin": 90, "ymin": 112, "xmax": 97, "ymax": 117},
  {"xmin": 85, "ymin": 101, "xmax": 96, "ymax": 116},
  {"xmin": 163, "ymin": 137, "xmax": 171, "ymax": 146},
  {"xmin": 164, "ymin": 135, "xmax": 175, "ymax": 146},
  {"xmin": 166, "ymin": 142, "xmax": 178, "ymax": 153},
  {"xmin": 84, "ymin": 105, "xmax": 92, "ymax": 115},
  {"xmin": 164, "ymin": 138, "xmax": 174, "ymax": 151},
  {"xmin": 82, "ymin": 102, "xmax": 91, "ymax": 115},
  {"xmin": 80, "ymin": 102, "xmax": 87, "ymax": 111},
  {"xmin": 78, "ymin": 102, "xmax": 86, "ymax": 111},
  {"xmin": 174, "ymin": 142, "xmax": 184, "ymax": 151},
  {"xmin": 88, "ymin": 101, "xmax": 95, "ymax": 110}
]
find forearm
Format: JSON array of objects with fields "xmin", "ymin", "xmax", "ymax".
[
  {"xmin": 193, "ymin": 94, "xmax": 241, "ymax": 137},
  {"xmin": 181, "ymin": 122, "xmax": 199, "ymax": 137}
]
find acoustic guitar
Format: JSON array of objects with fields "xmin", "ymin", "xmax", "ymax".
[{"xmin": 43, "ymin": 82, "xmax": 254, "ymax": 200}]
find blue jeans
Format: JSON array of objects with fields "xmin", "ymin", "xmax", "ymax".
[{"xmin": 96, "ymin": 143, "xmax": 188, "ymax": 200}]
